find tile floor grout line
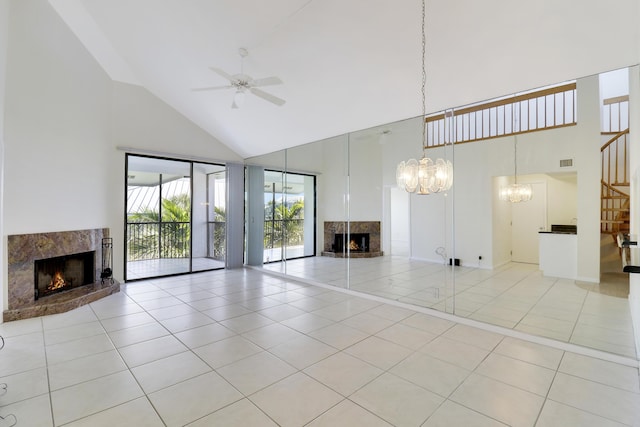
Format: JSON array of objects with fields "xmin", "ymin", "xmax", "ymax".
[
  {"xmin": 259, "ymin": 266, "xmax": 640, "ymax": 368},
  {"xmin": 91, "ymin": 292, "xmax": 171, "ymax": 427},
  {"xmin": 5, "ymin": 267, "xmax": 639, "ymax": 425}
]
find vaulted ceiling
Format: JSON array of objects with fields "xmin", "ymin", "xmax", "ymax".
[{"xmin": 49, "ymin": 0, "xmax": 639, "ymax": 158}]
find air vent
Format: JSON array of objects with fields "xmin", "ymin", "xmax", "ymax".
[{"xmin": 560, "ymin": 159, "xmax": 573, "ymax": 167}]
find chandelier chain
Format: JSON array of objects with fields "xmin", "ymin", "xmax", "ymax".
[{"xmin": 513, "ymin": 96, "xmax": 517, "ymax": 183}]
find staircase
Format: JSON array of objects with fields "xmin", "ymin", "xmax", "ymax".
[{"xmin": 601, "ymin": 128, "xmax": 630, "ymax": 240}]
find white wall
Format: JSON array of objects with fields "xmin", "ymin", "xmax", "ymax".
[
  {"xmin": 348, "ymin": 137, "xmax": 383, "ymax": 222},
  {"xmin": 111, "ymin": 83, "xmax": 241, "ymax": 162},
  {"xmin": 2, "ymin": 0, "xmax": 242, "ymax": 311},
  {"xmin": 545, "ymin": 173, "xmax": 578, "ymax": 225},
  {"xmin": 574, "ymin": 76, "xmax": 602, "ymax": 282},
  {"xmin": 4, "ymin": 0, "xmax": 112, "ymax": 236},
  {"xmin": 317, "ymin": 136, "xmax": 348, "ymax": 253},
  {"xmin": 492, "ymin": 176, "xmax": 512, "ymax": 267}
]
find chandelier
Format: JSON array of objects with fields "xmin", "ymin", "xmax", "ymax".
[
  {"xmin": 396, "ymin": 0, "xmax": 452, "ymax": 195},
  {"xmin": 499, "ymin": 181, "xmax": 532, "ymax": 203},
  {"xmin": 499, "ymin": 97, "xmax": 532, "ymax": 203}
]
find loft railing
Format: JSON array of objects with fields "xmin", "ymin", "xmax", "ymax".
[
  {"xmin": 425, "ymin": 82, "xmax": 577, "ymax": 148},
  {"xmin": 601, "ymin": 129, "xmax": 629, "ymax": 188},
  {"xmin": 602, "ymin": 95, "xmax": 629, "ymax": 133}
]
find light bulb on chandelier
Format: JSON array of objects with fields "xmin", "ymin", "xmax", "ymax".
[
  {"xmin": 396, "ymin": 157, "xmax": 453, "ymax": 194},
  {"xmin": 499, "ymin": 182, "xmax": 532, "ymax": 203}
]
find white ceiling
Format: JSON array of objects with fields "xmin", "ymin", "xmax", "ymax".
[{"xmin": 48, "ymin": 0, "xmax": 640, "ymax": 159}]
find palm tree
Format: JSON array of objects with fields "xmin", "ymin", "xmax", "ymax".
[
  {"xmin": 128, "ymin": 194, "xmax": 191, "ymax": 260},
  {"xmin": 211, "ymin": 206, "xmax": 226, "ymax": 260},
  {"xmin": 265, "ymin": 200, "xmax": 305, "ymax": 248}
]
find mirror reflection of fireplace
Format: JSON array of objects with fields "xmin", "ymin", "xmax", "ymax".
[
  {"xmin": 34, "ymin": 251, "xmax": 95, "ymax": 300},
  {"xmin": 334, "ymin": 233, "xmax": 370, "ymax": 253}
]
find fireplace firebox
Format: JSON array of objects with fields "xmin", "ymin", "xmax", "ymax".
[
  {"xmin": 334, "ymin": 233, "xmax": 370, "ymax": 253},
  {"xmin": 34, "ymin": 251, "xmax": 96, "ymax": 300},
  {"xmin": 322, "ymin": 221, "xmax": 383, "ymax": 258}
]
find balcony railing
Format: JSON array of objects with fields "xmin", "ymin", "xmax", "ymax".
[
  {"xmin": 127, "ymin": 219, "xmax": 303, "ymax": 262},
  {"xmin": 264, "ymin": 219, "xmax": 305, "ymax": 249},
  {"xmin": 207, "ymin": 221, "xmax": 226, "ymax": 260},
  {"xmin": 425, "ymin": 82, "xmax": 577, "ymax": 148},
  {"xmin": 127, "ymin": 222, "xmax": 190, "ymax": 261}
]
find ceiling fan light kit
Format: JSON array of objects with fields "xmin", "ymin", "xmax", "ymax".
[{"xmin": 193, "ymin": 48, "xmax": 286, "ymax": 109}]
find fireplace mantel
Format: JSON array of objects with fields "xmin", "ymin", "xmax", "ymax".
[{"xmin": 4, "ymin": 228, "xmax": 119, "ymax": 322}]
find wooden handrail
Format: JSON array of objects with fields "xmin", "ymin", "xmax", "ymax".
[
  {"xmin": 424, "ymin": 82, "xmax": 577, "ymax": 147},
  {"xmin": 425, "ymin": 82, "xmax": 577, "ymax": 123},
  {"xmin": 603, "ymin": 95, "xmax": 629, "ymax": 105},
  {"xmin": 600, "ymin": 128, "xmax": 629, "ymax": 152},
  {"xmin": 601, "ymin": 180, "xmax": 629, "ymax": 198}
]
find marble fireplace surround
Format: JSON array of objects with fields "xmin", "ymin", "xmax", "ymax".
[
  {"xmin": 4, "ymin": 228, "xmax": 119, "ymax": 322},
  {"xmin": 322, "ymin": 221, "xmax": 383, "ymax": 258}
]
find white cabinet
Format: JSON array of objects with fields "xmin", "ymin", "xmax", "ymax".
[{"xmin": 538, "ymin": 232, "xmax": 577, "ymax": 279}]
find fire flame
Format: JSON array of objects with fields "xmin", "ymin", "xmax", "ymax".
[
  {"xmin": 349, "ymin": 240, "xmax": 360, "ymax": 251},
  {"xmin": 48, "ymin": 272, "xmax": 67, "ymax": 291}
]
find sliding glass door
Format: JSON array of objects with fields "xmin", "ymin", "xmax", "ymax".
[
  {"xmin": 192, "ymin": 163, "xmax": 227, "ymax": 272},
  {"xmin": 263, "ymin": 170, "xmax": 316, "ymax": 263},
  {"xmin": 125, "ymin": 155, "xmax": 226, "ymax": 280}
]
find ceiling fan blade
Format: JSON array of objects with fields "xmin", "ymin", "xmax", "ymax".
[
  {"xmin": 250, "ymin": 87, "xmax": 286, "ymax": 106},
  {"xmin": 192, "ymin": 85, "xmax": 233, "ymax": 92},
  {"xmin": 251, "ymin": 76, "xmax": 283, "ymax": 87},
  {"xmin": 209, "ymin": 67, "xmax": 236, "ymax": 82}
]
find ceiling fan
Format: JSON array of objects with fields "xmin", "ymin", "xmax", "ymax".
[{"xmin": 193, "ymin": 48, "xmax": 285, "ymax": 109}]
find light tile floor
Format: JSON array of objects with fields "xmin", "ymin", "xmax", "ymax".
[
  {"xmin": 0, "ymin": 268, "xmax": 639, "ymax": 426},
  {"xmin": 265, "ymin": 256, "xmax": 638, "ymax": 358},
  {"xmin": 126, "ymin": 257, "xmax": 225, "ymax": 280}
]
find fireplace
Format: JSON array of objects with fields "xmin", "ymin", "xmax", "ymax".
[
  {"xmin": 322, "ymin": 221, "xmax": 383, "ymax": 258},
  {"xmin": 34, "ymin": 251, "xmax": 95, "ymax": 300},
  {"xmin": 334, "ymin": 233, "xmax": 370, "ymax": 253},
  {"xmin": 5, "ymin": 228, "xmax": 119, "ymax": 322}
]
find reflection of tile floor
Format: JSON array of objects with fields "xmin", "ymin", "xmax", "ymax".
[
  {"xmin": 264, "ymin": 257, "xmax": 638, "ymax": 358},
  {"xmin": 1, "ymin": 268, "xmax": 638, "ymax": 426}
]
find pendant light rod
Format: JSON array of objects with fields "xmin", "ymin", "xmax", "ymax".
[
  {"xmin": 420, "ymin": 0, "xmax": 426, "ymax": 158},
  {"xmin": 499, "ymin": 94, "xmax": 532, "ymax": 203}
]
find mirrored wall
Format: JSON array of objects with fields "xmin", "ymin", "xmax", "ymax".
[{"xmin": 245, "ymin": 67, "xmax": 638, "ymax": 360}]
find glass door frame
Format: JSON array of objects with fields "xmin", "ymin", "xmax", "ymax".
[
  {"xmin": 262, "ymin": 168, "xmax": 317, "ymax": 264},
  {"xmin": 124, "ymin": 153, "xmax": 226, "ymax": 281}
]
